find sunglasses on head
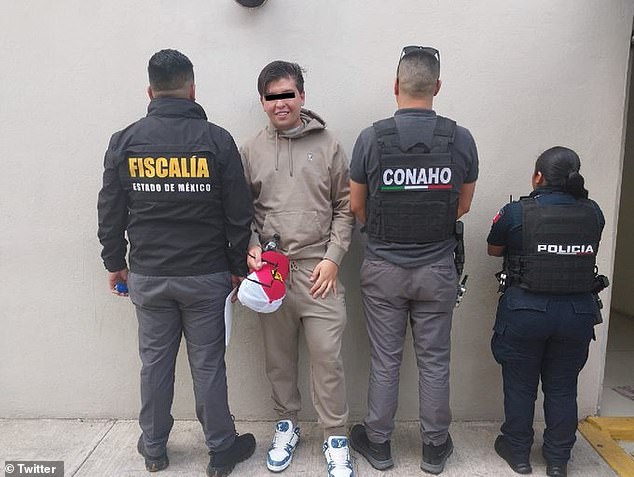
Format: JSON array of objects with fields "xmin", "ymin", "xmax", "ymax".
[{"xmin": 399, "ymin": 45, "xmax": 440, "ymax": 66}]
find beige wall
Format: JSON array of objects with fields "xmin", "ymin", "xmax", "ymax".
[
  {"xmin": 612, "ymin": 47, "xmax": 634, "ymax": 318},
  {"xmin": 1, "ymin": 0, "xmax": 632, "ymax": 421}
]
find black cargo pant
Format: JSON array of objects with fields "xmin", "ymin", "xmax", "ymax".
[{"xmin": 491, "ymin": 287, "xmax": 596, "ymax": 464}]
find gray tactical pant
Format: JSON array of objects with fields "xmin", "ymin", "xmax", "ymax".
[
  {"xmin": 128, "ymin": 272, "xmax": 236, "ymax": 456},
  {"xmin": 360, "ymin": 254, "xmax": 456, "ymax": 446}
]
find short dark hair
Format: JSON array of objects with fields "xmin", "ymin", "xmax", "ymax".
[
  {"xmin": 535, "ymin": 146, "xmax": 589, "ymax": 199},
  {"xmin": 257, "ymin": 60, "xmax": 305, "ymax": 96},
  {"xmin": 397, "ymin": 50, "xmax": 440, "ymax": 97},
  {"xmin": 148, "ymin": 49, "xmax": 194, "ymax": 91}
]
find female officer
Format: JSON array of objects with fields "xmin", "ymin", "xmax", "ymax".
[{"xmin": 487, "ymin": 146, "xmax": 605, "ymax": 477}]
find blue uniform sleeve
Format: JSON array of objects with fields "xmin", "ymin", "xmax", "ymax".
[
  {"xmin": 487, "ymin": 203, "xmax": 513, "ymax": 246},
  {"xmin": 592, "ymin": 199, "xmax": 606, "ymax": 233}
]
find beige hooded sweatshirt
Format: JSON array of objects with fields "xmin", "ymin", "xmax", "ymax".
[{"xmin": 240, "ymin": 109, "xmax": 353, "ymax": 265}]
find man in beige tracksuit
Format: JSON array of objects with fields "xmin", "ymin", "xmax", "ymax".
[{"xmin": 240, "ymin": 60, "xmax": 354, "ymax": 477}]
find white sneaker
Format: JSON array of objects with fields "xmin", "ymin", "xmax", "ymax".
[
  {"xmin": 323, "ymin": 436, "xmax": 354, "ymax": 477},
  {"xmin": 267, "ymin": 419, "xmax": 300, "ymax": 472}
]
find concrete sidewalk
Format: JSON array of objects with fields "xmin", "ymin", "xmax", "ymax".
[{"xmin": 0, "ymin": 419, "xmax": 617, "ymax": 477}]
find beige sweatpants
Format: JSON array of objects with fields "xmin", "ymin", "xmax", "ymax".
[{"xmin": 258, "ymin": 258, "xmax": 349, "ymax": 438}]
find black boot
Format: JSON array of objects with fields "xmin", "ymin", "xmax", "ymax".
[
  {"xmin": 207, "ymin": 433, "xmax": 256, "ymax": 477},
  {"xmin": 349, "ymin": 424, "xmax": 393, "ymax": 470},
  {"xmin": 137, "ymin": 435, "xmax": 169, "ymax": 472},
  {"xmin": 421, "ymin": 434, "xmax": 454, "ymax": 474},
  {"xmin": 494, "ymin": 435, "xmax": 532, "ymax": 474},
  {"xmin": 546, "ymin": 462, "xmax": 567, "ymax": 477}
]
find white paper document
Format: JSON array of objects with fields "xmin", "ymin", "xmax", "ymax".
[{"xmin": 224, "ymin": 287, "xmax": 237, "ymax": 346}]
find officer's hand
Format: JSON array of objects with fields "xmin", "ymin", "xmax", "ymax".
[
  {"xmin": 247, "ymin": 245, "xmax": 263, "ymax": 271},
  {"xmin": 108, "ymin": 268, "xmax": 129, "ymax": 297},
  {"xmin": 309, "ymin": 259, "xmax": 338, "ymax": 299}
]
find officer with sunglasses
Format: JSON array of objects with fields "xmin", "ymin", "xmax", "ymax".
[{"xmin": 349, "ymin": 46, "xmax": 479, "ymax": 474}]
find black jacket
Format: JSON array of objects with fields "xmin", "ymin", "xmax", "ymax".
[{"xmin": 98, "ymin": 97, "xmax": 253, "ymax": 277}]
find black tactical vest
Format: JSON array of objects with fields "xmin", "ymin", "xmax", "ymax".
[
  {"xmin": 506, "ymin": 197, "xmax": 601, "ymax": 294},
  {"xmin": 366, "ymin": 116, "xmax": 459, "ymax": 243}
]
